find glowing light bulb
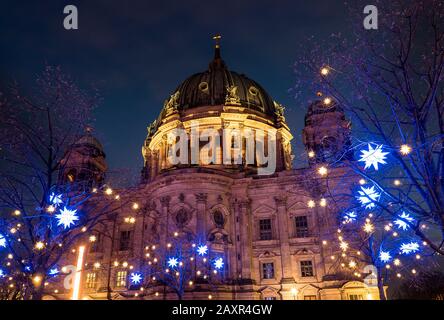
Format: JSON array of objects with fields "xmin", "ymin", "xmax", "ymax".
[
  {"xmin": 308, "ymin": 150, "xmax": 315, "ymax": 158},
  {"xmin": 318, "ymin": 166, "xmax": 328, "ymax": 176},
  {"xmin": 320, "ymin": 67, "xmax": 330, "ymax": 76},
  {"xmin": 307, "ymin": 200, "xmax": 316, "ymax": 208},
  {"xmin": 132, "ymin": 203, "xmax": 139, "ymax": 210},
  {"xmin": 35, "ymin": 241, "xmax": 45, "ymax": 250},
  {"xmin": 105, "ymin": 188, "xmax": 113, "ymax": 195},
  {"xmin": 400, "ymin": 144, "xmax": 411, "ymax": 155},
  {"xmin": 319, "ymin": 198, "xmax": 327, "ymax": 207},
  {"xmin": 323, "ymin": 97, "xmax": 332, "ymax": 105}
]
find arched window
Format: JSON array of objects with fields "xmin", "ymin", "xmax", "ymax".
[
  {"xmin": 213, "ymin": 210, "xmax": 225, "ymax": 228},
  {"xmin": 175, "ymin": 208, "xmax": 189, "ymax": 228}
]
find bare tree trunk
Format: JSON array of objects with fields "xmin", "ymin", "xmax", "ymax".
[{"xmin": 377, "ymin": 266, "xmax": 386, "ymax": 300}]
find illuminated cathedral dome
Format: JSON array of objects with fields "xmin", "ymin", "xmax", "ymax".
[
  {"xmin": 141, "ymin": 38, "xmax": 292, "ymax": 182},
  {"xmin": 166, "ymin": 57, "xmax": 277, "ymax": 118},
  {"xmin": 152, "ymin": 40, "xmax": 284, "ymax": 132}
]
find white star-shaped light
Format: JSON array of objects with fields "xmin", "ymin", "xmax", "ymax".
[
  {"xmin": 340, "ymin": 241, "xmax": 349, "ymax": 251},
  {"xmin": 356, "ymin": 186, "xmax": 380, "ymax": 209},
  {"xmin": 197, "ymin": 245, "xmax": 208, "ymax": 256},
  {"xmin": 167, "ymin": 257, "xmax": 179, "ymax": 268},
  {"xmin": 49, "ymin": 193, "xmax": 63, "ymax": 207},
  {"xmin": 0, "ymin": 269, "xmax": 5, "ymax": 278},
  {"xmin": 0, "ymin": 234, "xmax": 6, "ymax": 248},
  {"xmin": 359, "ymin": 144, "xmax": 389, "ymax": 170},
  {"xmin": 400, "ymin": 242, "xmax": 420, "ymax": 255},
  {"xmin": 213, "ymin": 257, "xmax": 224, "ymax": 269},
  {"xmin": 394, "ymin": 212, "xmax": 414, "ymax": 231},
  {"xmin": 379, "ymin": 250, "xmax": 392, "ymax": 263},
  {"xmin": 130, "ymin": 272, "xmax": 142, "ymax": 285},
  {"xmin": 342, "ymin": 211, "xmax": 357, "ymax": 224},
  {"xmin": 49, "ymin": 268, "xmax": 59, "ymax": 276},
  {"xmin": 55, "ymin": 207, "xmax": 79, "ymax": 229}
]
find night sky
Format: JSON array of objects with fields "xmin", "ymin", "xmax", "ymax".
[{"xmin": 0, "ymin": 0, "xmax": 349, "ymax": 175}]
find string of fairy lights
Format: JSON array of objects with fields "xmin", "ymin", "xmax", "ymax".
[
  {"xmin": 0, "ymin": 65, "xmax": 432, "ymax": 298},
  {"xmin": 307, "ymin": 65, "xmax": 429, "ymax": 281}
]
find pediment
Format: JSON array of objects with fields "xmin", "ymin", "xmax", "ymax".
[{"xmin": 252, "ymin": 203, "xmax": 276, "ymax": 215}]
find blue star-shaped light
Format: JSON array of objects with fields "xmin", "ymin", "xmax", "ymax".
[
  {"xmin": 49, "ymin": 193, "xmax": 63, "ymax": 207},
  {"xmin": 167, "ymin": 257, "xmax": 179, "ymax": 268},
  {"xmin": 55, "ymin": 207, "xmax": 79, "ymax": 229},
  {"xmin": 49, "ymin": 268, "xmax": 59, "ymax": 276},
  {"xmin": 130, "ymin": 272, "xmax": 143, "ymax": 285},
  {"xmin": 379, "ymin": 250, "xmax": 392, "ymax": 263},
  {"xmin": 197, "ymin": 245, "xmax": 208, "ymax": 256},
  {"xmin": 359, "ymin": 144, "xmax": 389, "ymax": 170},
  {"xmin": 24, "ymin": 266, "xmax": 32, "ymax": 272},
  {"xmin": 213, "ymin": 257, "xmax": 224, "ymax": 269},
  {"xmin": 356, "ymin": 186, "xmax": 380, "ymax": 209},
  {"xmin": 394, "ymin": 212, "xmax": 414, "ymax": 231},
  {"xmin": 0, "ymin": 234, "xmax": 6, "ymax": 248},
  {"xmin": 400, "ymin": 242, "xmax": 420, "ymax": 255},
  {"xmin": 0, "ymin": 269, "xmax": 5, "ymax": 278},
  {"xmin": 342, "ymin": 211, "xmax": 357, "ymax": 224}
]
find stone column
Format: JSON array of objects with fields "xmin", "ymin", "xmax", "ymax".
[
  {"xmin": 151, "ymin": 151, "xmax": 158, "ymax": 178},
  {"xmin": 195, "ymin": 193, "xmax": 207, "ymax": 242},
  {"xmin": 160, "ymin": 135, "xmax": 167, "ymax": 169},
  {"xmin": 159, "ymin": 196, "xmax": 170, "ymax": 247},
  {"xmin": 275, "ymin": 195, "xmax": 295, "ymax": 283},
  {"xmin": 239, "ymin": 199, "xmax": 253, "ymax": 281}
]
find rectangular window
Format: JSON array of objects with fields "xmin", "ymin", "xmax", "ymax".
[
  {"xmin": 262, "ymin": 262, "xmax": 275, "ymax": 279},
  {"xmin": 300, "ymin": 260, "xmax": 314, "ymax": 277},
  {"xmin": 295, "ymin": 216, "xmax": 309, "ymax": 238},
  {"xmin": 349, "ymin": 294, "xmax": 363, "ymax": 300},
  {"xmin": 119, "ymin": 230, "xmax": 132, "ymax": 251},
  {"xmin": 259, "ymin": 219, "xmax": 272, "ymax": 240},
  {"xmin": 116, "ymin": 271, "xmax": 127, "ymax": 287},
  {"xmin": 304, "ymin": 295, "xmax": 317, "ymax": 300},
  {"xmin": 86, "ymin": 272, "xmax": 97, "ymax": 289}
]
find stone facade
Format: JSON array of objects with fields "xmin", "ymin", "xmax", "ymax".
[{"xmin": 47, "ymin": 45, "xmax": 382, "ymax": 300}]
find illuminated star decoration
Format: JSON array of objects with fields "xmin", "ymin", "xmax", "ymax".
[
  {"xmin": 0, "ymin": 234, "xmax": 6, "ymax": 248},
  {"xmin": 197, "ymin": 245, "xmax": 208, "ymax": 256},
  {"xmin": 49, "ymin": 268, "xmax": 59, "ymax": 276},
  {"xmin": 213, "ymin": 257, "xmax": 224, "ymax": 269},
  {"xmin": 394, "ymin": 212, "xmax": 414, "ymax": 231},
  {"xmin": 342, "ymin": 211, "xmax": 357, "ymax": 224},
  {"xmin": 0, "ymin": 269, "xmax": 5, "ymax": 278},
  {"xmin": 359, "ymin": 144, "xmax": 389, "ymax": 170},
  {"xmin": 379, "ymin": 250, "xmax": 392, "ymax": 263},
  {"xmin": 130, "ymin": 272, "xmax": 143, "ymax": 285},
  {"xmin": 400, "ymin": 242, "xmax": 420, "ymax": 255},
  {"xmin": 49, "ymin": 193, "xmax": 63, "ymax": 207},
  {"xmin": 167, "ymin": 257, "xmax": 179, "ymax": 268},
  {"xmin": 340, "ymin": 241, "xmax": 349, "ymax": 251},
  {"xmin": 357, "ymin": 186, "xmax": 380, "ymax": 209},
  {"xmin": 55, "ymin": 207, "xmax": 79, "ymax": 229}
]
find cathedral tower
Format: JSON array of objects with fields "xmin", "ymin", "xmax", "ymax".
[
  {"xmin": 60, "ymin": 128, "xmax": 107, "ymax": 187},
  {"xmin": 302, "ymin": 99, "xmax": 352, "ymax": 165}
]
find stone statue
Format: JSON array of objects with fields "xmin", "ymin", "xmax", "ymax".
[
  {"xmin": 225, "ymin": 85, "xmax": 240, "ymax": 105},
  {"xmin": 274, "ymin": 101, "xmax": 286, "ymax": 121},
  {"xmin": 164, "ymin": 91, "xmax": 180, "ymax": 115}
]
